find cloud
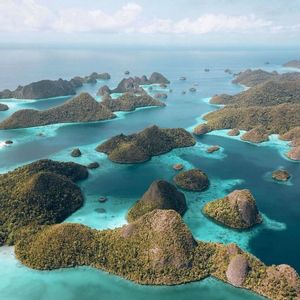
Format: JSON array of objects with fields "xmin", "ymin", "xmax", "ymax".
[
  {"xmin": 0, "ymin": 0, "xmax": 54, "ymax": 32},
  {"xmin": 52, "ymin": 3, "xmax": 142, "ymax": 33},
  {"xmin": 139, "ymin": 14, "xmax": 273, "ymax": 34},
  {"xmin": 0, "ymin": 0, "xmax": 298, "ymax": 38}
]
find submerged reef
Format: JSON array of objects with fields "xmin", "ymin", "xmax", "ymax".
[
  {"xmin": 203, "ymin": 189, "xmax": 262, "ymax": 229},
  {"xmin": 14, "ymin": 209, "xmax": 300, "ymax": 300},
  {"xmin": 96, "ymin": 125, "xmax": 196, "ymax": 163},
  {"xmin": 0, "ymin": 72, "xmax": 110, "ymax": 100},
  {"xmin": 0, "ymin": 159, "xmax": 88, "ymax": 246},
  {"xmin": 127, "ymin": 180, "xmax": 187, "ymax": 222},
  {"xmin": 0, "ymin": 93, "xmax": 115, "ymax": 129}
]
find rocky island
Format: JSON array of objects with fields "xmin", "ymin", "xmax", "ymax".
[
  {"xmin": 0, "ymin": 93, "xmax": 115, "ymax": 129},
  {"xmin": 98, "ymin": 72, "xmax": 170, "ymax": 95},
  {"xmin": 127, "ymin": 180, "xmax": 187, "ymax": 222},
  {"xmin": 13, "ymin": 209, "xmax": 300, "ymax": 300},
  {"xmin": 272, "ymin": 169, "xmax": 291, "ymax": 182},
  {"xmin": 96, "ymin": 125, "xmax": 196, "ymax": 163},
  {"xmin": 0, "ymin": 159, "xmax": 88, "ymax": 246},
  {"xmin": 174, "ymin": 169, "xmax": 209, "ymax": 191},
  {"xmin": 0, "ymin": 103, "xmax": 9, "ymax": 111},
  {"xmin": 0, "ymin": 72, "xmax": 111, "ymax": 100},
  {"xmin": 203, "ymin": 189, "xmax": 262, "ymax": 229}
]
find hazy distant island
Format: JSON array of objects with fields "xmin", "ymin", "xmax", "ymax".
[
  {"xmin": 0, "ymin": 92, "xmax": 165, "ymax": 129},
  {"xmin": 283, "ymin": 60, "xmax": 300, "ymax": 69},
  {"xmin": 96, "ymin": 125, "xmax": 196, "ymax": 163},
  {"xmin": 0, "ymin": 72, "xmax": 111, "ymax": 100},
  {"xmin": 98, "ymin": 72, "xmax": 170, "ymax": 95}
]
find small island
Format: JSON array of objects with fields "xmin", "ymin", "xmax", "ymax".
[
  {"xmin": 0, "ymin": 93, "xmax": 115, "ymax": 129},
  {"xmin": 127, "ymin": 180, "xmax": 187, "ymax": 222},
  {"xmin": 13, "ymin": 209, "xmax": 299, "ymax": 300},
  {"xmin": 0, "ymin": 159, "xmax": 88, "ymax": 246},
  {"xmin": 272, "ymin": 169, "xmax": 291, "ymax": 182},
  {"xmin": 0, "ymin": 72, "xmax": 111, "ymax": 100},
  {"xmin": 101, "ymin": 92, "xmax": 165, "ymax": 112},
  {"xmin": 96, "ymin": 125, "xmax": 196, "ymax": 164},
  {"xmin": 174, "ymin": 169, "xmax": 209, "ymax": 191},
  {"xmin": 203, "ymin": 189, "xmax": 262, "ymax": 229}
]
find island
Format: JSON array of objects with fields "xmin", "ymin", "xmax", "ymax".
[
  {"xmin": 101, "ymin": 92, "xmax": 165, "ymax": 112},
  {"xmin": 202, "ymin": 189, "xmax": 262, "ymax": 229},
  {"xmin": 0, "ymin": 159, "xmax": 88, "ymax": 246},
  {"xmin": 283, "ymin": 60, "xmax": 300, "ymax": 69},
  {"xmin": 97, "ymin": 72, "xmax": 170, "ymax": 95},
  {"xmin": 174, "ymin": 169, "xmax": 209, "ymax": 191},
  {"xmin": 0, "ymin": 93, "xmax": 115, "ymax": 129},
  {"xmin": 127, "ymin": 180, "xmax": 187, "ymax": 222},
  {"xmin": 96, "ymin": 125, "xmax": 196, "ymax": 163},
  {"xmin": 0, "ymin": 72, "xmax": 111, "ymax": 100},
  {"xmin": 272, "ymin": 169, "xmax": 291, "ymax": 182},
  {"xmin": 13, "ymin": 209, "xmax": 299, "ymax": 300}
]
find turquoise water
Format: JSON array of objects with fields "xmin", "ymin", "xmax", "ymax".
[{"xmin": 0, "ymin": 47, "xmax": 299, "ymax": 300}]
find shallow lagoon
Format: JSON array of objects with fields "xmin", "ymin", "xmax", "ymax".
[{"xmin": 0, "ymin": 47, "xmax": 299, "ymax": 300}]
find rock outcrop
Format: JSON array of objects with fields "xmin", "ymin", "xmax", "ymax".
[
  {"xmin": 203, "ymin": 189, "xmax": 262, "ymax": 229},
  {"xmin": 96, "ymin": 125, "xmax": 196, "ymax": 164},
  {"xmin": 0, "ymin": 103, "xmax": 9, "ymax": 111},
  {"xmin": 227, "ymin": 128, "xmax": 240, "ymax": 136},
  {"xmin": 174, "ymin": 169, "xmax": 209, "ymax": 192},
  {"xmin": 206, "ymin": 145, "xmax": 220, "ymax": 153},
  {"xmin": 71, "ymin": 148, "xmax": 82, "ymax": 157},
  {"xmin": 241, "ymin": 127, "xmax": 269, "ymax": 143},
  {"xmin": 272, "ymin": 169, "xmax": 290, "ymax": 181},
  {"xmin": 0, "ymin": 93, "xmax": 115, "ymax": 129},
  {"xmin": 226, "ymin": 255, "xmax": 249, "ymax": 287},
  {"xmin": 127, "ymin": 180, "xmax": 187, "ymax": 222},
  {"xmin": 286, "ymin": 146, "xmax": 300, "ymax": 161},
  {"xmin": 0, "ymin": 159, "xmax": 88, "ymax": 246},
  {"xmin": 193, "ymin": 123, "xmax": 212, "ymax": 136}
]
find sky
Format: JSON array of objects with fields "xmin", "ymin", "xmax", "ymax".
[{"xmin": 0, "ymin": 0, "xmax": 300, "ymax": 47}]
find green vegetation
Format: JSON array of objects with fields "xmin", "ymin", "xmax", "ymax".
[
  {"xmin": 0, "ymin": 159, "xmax": 88, "ymax": 246},
  {"xmin": 204, "ymin": 104, "xmax": 300, "ymax": 135},
  {"xmin": 174, "ymin": 169, "xmax": 209, "ymax": 191},
  {"xmin": 127, "ymin": 180, "xmax": 187, "ymax": 222},
  {"xmin": 96, "ymin": 125, "xmax": 196, "ymax": 163},
  {"xmin": 14, "ymin": 209, "xmax": 299, "ymax": 299},
  {"xmin": 203, "ymin": 190, "xmax": 262, "ymax": 229}
]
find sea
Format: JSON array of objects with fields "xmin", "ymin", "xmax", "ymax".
[{"xmin": 0, "ymin": 45, "xmax": 299, "ymax": 300}]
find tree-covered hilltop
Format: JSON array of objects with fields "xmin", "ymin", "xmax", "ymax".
[{"xmin": 0, "ymin": 159, "xmax": 88, "ymax": 246}]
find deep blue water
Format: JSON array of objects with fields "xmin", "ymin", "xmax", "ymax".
[{"xmin": 0, "ymin": 46, "xmax": 299, "ymax": 300}]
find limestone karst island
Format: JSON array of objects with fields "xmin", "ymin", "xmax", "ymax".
[{"xmin": 0, "ymin": 1, "xmax": 300, "ymax": 300}]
